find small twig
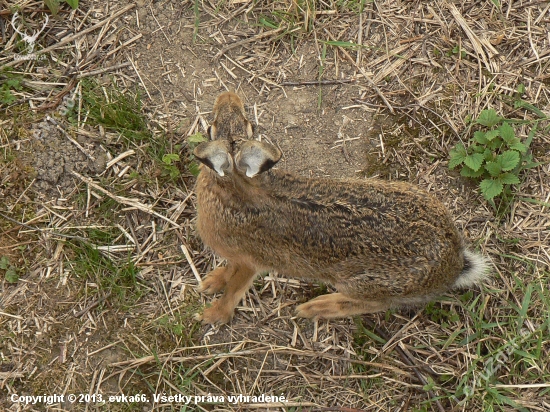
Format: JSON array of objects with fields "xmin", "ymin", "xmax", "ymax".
[
  {"xmin": 76, "ymin": 62, "xmax": 132, "ymax": 79},
  {"xmin": 0, "ymin": 211, "xmax": 93, "ymax": 245},
  {"xmin": 202, "ymin": 341, "xmax": 247, "ymax": 376},
  {"xmin": 106, "ymin": 149, "xmax": 135, "ymax": 169},
  {"xmin": 148, "ymin": 4, "xmax": 171, "ymax": 44},
  {"xmin": 213, "ymin": 27, "xmax": 285, "ymax": 60},
  {"xmin": 0, "ymin": 371, "xmax": 25, "ymax": 379},
  {"xmin": 0, "ymin": 15, "xmax": 6, "ymax": 44},
  {"xmin": 280, "ymin": 79, "xmax": 356, "ymax": 86},
  {"xmin": 71, "ymin": 171, "xmax": 181, "ymax": 228},
  {"xmin": 36, "ymin": 78, "xmax": 77, "ymax": 112},
  {"xmin": 73, "ymin": 291, "xmax": 113, "ymax": 317},
  {"xmin": 128, "ymin": 56, "xmax": 153, "ymax": 100},
  {"xmin": 180, "ymin": 244, "xmax": 202, "ymax": 284},
  {"xmin": 0, "ymin": 311, "xmax": 24, "ymax": 320}
]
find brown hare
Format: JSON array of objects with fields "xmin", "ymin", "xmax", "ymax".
[{"xmin": 193, "ymin": 91, "xmax": 489, "ymax": 325}]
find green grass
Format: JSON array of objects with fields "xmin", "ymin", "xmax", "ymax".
[
  {"xmin": 452, "ymin": 274, "xmax": 548, "ymax": 410},
  {"xmin": 350, "ymin": 267, "xmax": 550, "ymax": 410},
  {"xmin": 69, "ymin": 242, "xmax": 144, "ymax": 309},
  {"xmin": 80, "ymin": 78, "xmax": 190, "ymax": 182},
  {"xmin": 80, "ymin": 78, "xmax": 152, "ymax": 142}
]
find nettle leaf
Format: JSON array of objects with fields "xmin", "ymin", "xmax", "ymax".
[
  {"xmin": 485, "ymin": 161, "xmax": 502, "ymax": 177},
  {"xmin": 485, "ymin": 129, "xmax": 500, "ymax": 141},
  {"xmin": 448, "ymin": 155, "xmax": 465, "ymax": 169},
  {"xmin": 477, "ymin": 109, "xmax": 502, "ymax": 127},
  {"xmin": 483, "ymin": 148, "xmax": 494, "ymax": 161},
  {"xmin": 504, "ymin": 136, "xmax": 521, "ymax": 146},
  {"xmin": 188, "ymin": 161, "xmax": 201, "ymax": 177},
  {"xmin": 487, "ymin": 138, "xmax": 504, "ymax": 151},
  {"xmin": 0, "ymin": 256, "xmax": 9, "ymax": 270},
  {"xmin": 5, "ymin": 268, "xmax": 19, "ymax": 283},
  {"xmin": 498, "ymin": 122, "xmax": 515, "ymax": 142},
  {"xmin": 461, "ymin": 165, "xmax": 485, "ymax": 178},
  {"xmin": 187, "ymin": 133, "xmax": 207, "ymax": 150},
  {"xmin": 449, "ymin": 143, "xmax": 467, "ymax": 169},
  {"xmin": 44, "ymin": 0, "xmax": 60, "ymax": 15},
  {"xmin": 497, "ymin": 150, "xmax": 520, "ymax": 171},
  {"xmin": 464, "ymin": 153, "xmax": 484, "ymax": 172},
  {"xmin": 498, "ymin": 172, "xmax": 520, "ymax": 185},
  {"xmin": 65, "ymin": 0, "xmax": 79, "ymax": 9},
  {"xmin": 162, "ymin": 154, "xmax": 180, "ymax": 165},
  {"xmin": 188, "ymin": 132, "xmax": 207, "ymax": 143},
  {"xmin": 471, "ymin": 144, "xmax": 485, "ymax": 154},
  {"xmin": 480, "ymin": 178, "xmax": 504, "ymax": 200},
  {"xmin": 474, "ymin": 131, "xmax": 488, "ymax": 144},
  {"xmin": 509, "ymin": 141, "xmax": 527, "ymax": 153}
]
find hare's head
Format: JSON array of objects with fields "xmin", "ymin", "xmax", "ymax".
[
  {"xmin": 194, "ymin": 92, "xmax": 282, "ymax": 178},
  {"xmin": 208, "ymin": 92, "xmax": 254, "ymax": 145}
]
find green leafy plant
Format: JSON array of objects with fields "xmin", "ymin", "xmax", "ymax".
[
  {"xmin": 449, "ymin": 108, "xmax": 539, "ymax": 202},
  {"xmin": 1, "ymin": 256, "xmax": 19, "ymax": 283},
  {"xmin": 44, "ymin": 0, "xmax": 79, "ymax": 15},
  {"xmin": 0, "ymin": 78, "xmax": 23, "ymax": 105},
  {"xmin": 187, "ymin": 132, "xmax": 208, "ymax": 176},
  {"xmin": 447, "ymin": 44, "xmax": 467, "ymax": 59},
  {"xmin": 161, "ymin": 153, "xmax": 181, "ymax": 179}
]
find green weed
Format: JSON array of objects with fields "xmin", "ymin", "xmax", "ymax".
[
  {"xmin": 0, "ymin": 256, "xmax": 19, "ymax": 283},
  {"xmin": 447, "ymin": 44, "xmax": 467, "ymax": 59},
  {"xmin": 0, "ymin": 71, "xmax": 23, "ymax": 106},
  {"xmin": 449, "ymin": 107, "xmax": 541, "ymax": 205},
  {"xmin": 44, "ymin": 0, "xmax": 79, "ymax": 15},
  {"xmin": 161, "ymin": 153, "xmax": 181, "ymax": 179}
]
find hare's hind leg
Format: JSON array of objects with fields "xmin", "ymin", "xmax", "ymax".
[
  {"xmin": 296, "ymin": 293, "xmax": 390, "ymax": 319},
  {"xmin": 199, "ymin": 262, "xmax": 257, "ymax": 325}
]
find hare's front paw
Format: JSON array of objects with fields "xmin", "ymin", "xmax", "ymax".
[
  {"xmin": 197, "ymin": 299, "xmax": 234, "ymax": 325},
  {"xmin": 197, "ymin": 267, "xmax": 232, "ymax": 294}
]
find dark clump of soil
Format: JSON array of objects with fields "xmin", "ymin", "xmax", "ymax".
[{"xmin": 19, "ymin": 119, "xmax": 107, "ymax": 198}]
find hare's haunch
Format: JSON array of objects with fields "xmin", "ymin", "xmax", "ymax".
[{"xmin": 193, "ymin": 92, "xmax": 489, "ymax": 325}]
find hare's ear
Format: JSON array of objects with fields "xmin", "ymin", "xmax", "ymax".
[
  {"xmin": 193, "ymin": 141, "xmax": 233, "ymax": 177},
  {"xmin": 235, "ymin": 141, "xmax": 282, "ymax": 177},
  {"xmin": 245, "ymin": 120, "xmax": 254, "ymax": 139},
  {"xmin": 207, "ymin": 124, "xmax": 217, "ymax": 140}
]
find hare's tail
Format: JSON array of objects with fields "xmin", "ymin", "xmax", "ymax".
[{"xmin": 453, "ymin": 249, "xmax": 490, "ymax": 289}]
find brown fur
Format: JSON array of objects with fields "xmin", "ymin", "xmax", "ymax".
[{"xmin": 194, "ymin": 92, "xmax": 486, "ymax": 325}]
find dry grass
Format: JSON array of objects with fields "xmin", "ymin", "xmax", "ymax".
[{"xmin": 1, "ymin": 0, "xmax": 549, "ymax": 411}]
